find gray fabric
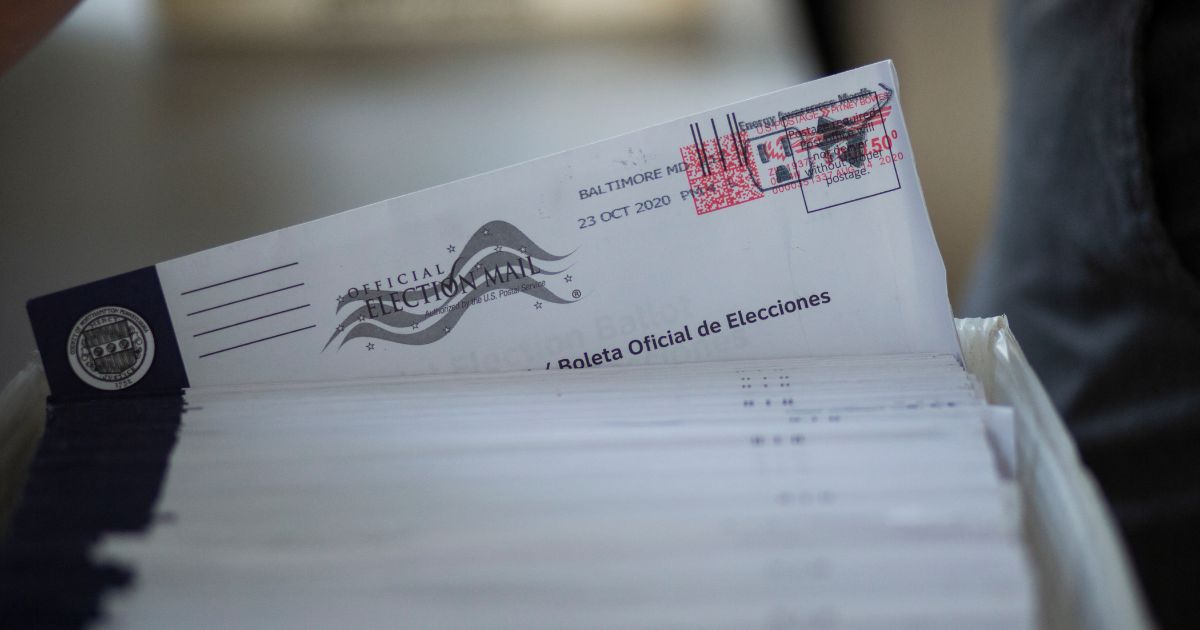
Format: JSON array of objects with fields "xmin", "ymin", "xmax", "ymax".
[{"xmin": 966, "ymin": 1, "xmax": 1200, "ymax": 626}]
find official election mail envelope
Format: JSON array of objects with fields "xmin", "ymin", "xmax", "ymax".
[{"xmin": 27, "ymin": 60, "xmax": 958, "ymax": 398}]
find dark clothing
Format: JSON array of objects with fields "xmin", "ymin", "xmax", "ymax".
[{"xmin": 966, "ymin": 1, "xmax": 1200, "ymax": 627}]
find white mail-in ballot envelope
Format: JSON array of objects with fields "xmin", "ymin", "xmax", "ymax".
[{"xmin": 28, "ymin": 61, "xmax": 958, "ymax": 398}]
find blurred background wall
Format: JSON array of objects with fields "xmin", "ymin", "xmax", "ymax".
[{"xmin": 0, "ymin": 0, "xmax": 1002, "ymax": 387}]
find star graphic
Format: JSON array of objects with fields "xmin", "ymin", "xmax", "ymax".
[
  {"xmin": 534, "ymin": 301, "xmax": 543, "ymax": 310},
  {"xmin": 564, "ymin": 275, "xmax": 573, "ymax": 283},
  {"xmin": 335, "ymin": 325, "xmax": 344, "ymax": 333},
  {"xmin": 336, "ymin": 295, "xmax": 344, "ymax": 304},
  {"xmin": 357, "ymin": 315, "xmax": 366, "ymax": 322},
  {"xmin": 494, "ymin": 245, "xmax": 503, "ymax": 252},
  {"xmin": 366, "ymin": 342, "xmax": 375, "ymax": 351},
  {"xmin": 519, "ymin": 246, "xmax": 527, "ymax": 254},
  {"xmin": 447, "ymin": 244, "xmax": 456, "ymax": 253},
  {"xmin": 411, "ymin": 324, "xmax": 419, "ymax": 330},
  {"xmin": 482, "ymin": 228, "xmax": 490, "ymax": 236},
  {"xmin": 443, "ymin": 326, "xmax": 452, "ymax": 333}
]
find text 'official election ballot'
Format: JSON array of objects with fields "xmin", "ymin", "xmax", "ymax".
[{"xmin": 28, "ymin": 60, "xmax": 956, "ymax": 398}]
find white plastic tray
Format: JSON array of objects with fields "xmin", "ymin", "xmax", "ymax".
[{"xmin": 958, "ymin": 316, "xmax": 1152, "ymax": 630}]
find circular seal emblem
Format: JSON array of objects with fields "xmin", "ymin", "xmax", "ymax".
[{"xmin": 66, "ymin": 306, "xmax": 155, "ymax": 391}]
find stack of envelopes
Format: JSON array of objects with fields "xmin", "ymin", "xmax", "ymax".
[
  {"xmin": 6, "ymin": 61, "xmax": 1038, "ymax": 629},
  {"xmin": 79, "ymin": 354, "xmax": 1032, "ymax": 629}
]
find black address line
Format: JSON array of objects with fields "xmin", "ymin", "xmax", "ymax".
[
  {"xmin": 186, "ymin": 283, "xmax": 305, "ymax": 317},
  {"xmin": 198, "ymin": 325, "xmax": 317, "ymax": 359},
  {"xmin": 193, "ymin": 304, "xmax": 311, "ymax": 338},
  {"xmin": 180, "ymin": 262, "xmax": 299, "ymax": 296}
]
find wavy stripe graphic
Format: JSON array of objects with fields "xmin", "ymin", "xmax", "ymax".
[{"xmin": 325, "ymin": 221, "xmax": 576, "ymax": 350}]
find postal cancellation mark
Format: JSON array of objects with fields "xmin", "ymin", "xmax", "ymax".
[{"xmin": 680, "ymin": 84, "xmax": 904, "ymax": 217}]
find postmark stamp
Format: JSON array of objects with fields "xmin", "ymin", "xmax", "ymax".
[{"xmin": 680, "ymin": 84, "xmax": 903, "ymax": 216}]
